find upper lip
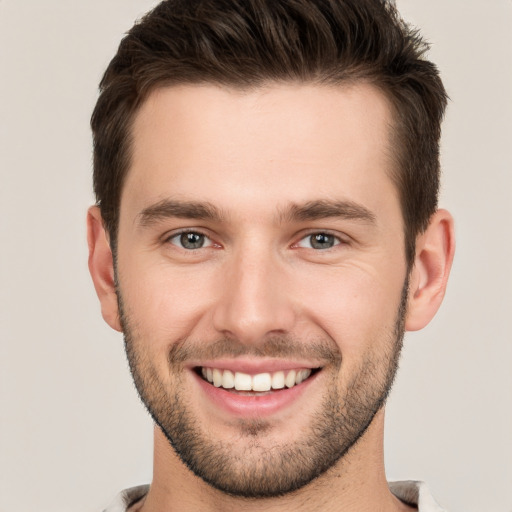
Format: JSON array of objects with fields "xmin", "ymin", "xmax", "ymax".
[{"xmin": 188, "ymin": 357, "xmax": 323, "ymax": 374}]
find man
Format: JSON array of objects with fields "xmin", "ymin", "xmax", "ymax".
[{"xmin": 87, "ymin": 0, "xmax": 455, "ymax": 510}]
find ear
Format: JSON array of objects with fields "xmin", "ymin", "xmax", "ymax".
[
  {"xmin": 405, "ymin": 209, "xmax": 455, "ymax": 331},
  {"xmin": 87, "ymin": 206, "xmax": 122, "ymax": 332}
]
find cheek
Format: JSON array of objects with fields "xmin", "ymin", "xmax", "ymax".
[
  {"xmin": 293, "ymin": 264, "xmax": 405, "ymax": 356},
  {"xmin": 117, "ymin": 255, "xmax": 219, "ymax": 343}
]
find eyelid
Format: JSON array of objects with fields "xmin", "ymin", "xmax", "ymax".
[
  {"xmin": 293, "ymin": 230, "xmax": 348, "ymax": 249},
  {"xmin": 163, "ymin": 228, "xmax": 217, "ymax": 249},
  {"xmin": 161, "ymin": 228, "xmax": 349, "ymax": 250}
]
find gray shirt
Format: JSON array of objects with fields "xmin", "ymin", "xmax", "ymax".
[{"xmin": 103, "ymin": 481, "xmax": 446, "ymax": 511}]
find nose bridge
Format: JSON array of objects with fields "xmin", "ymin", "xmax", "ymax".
[{"xmin": 212, "ymin": 241, "xmax": 295, "ymax": 343}]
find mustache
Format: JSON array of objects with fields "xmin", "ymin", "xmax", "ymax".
[{"xmin": 167, "ymin": 335, "xmax": 342, "ymax": 368}]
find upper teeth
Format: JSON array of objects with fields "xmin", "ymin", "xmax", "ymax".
[{"xmin": 201, "ymin": 368, "xmax": 312, "ymax": 391}]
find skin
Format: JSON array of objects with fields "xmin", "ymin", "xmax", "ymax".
[{"xmin": 88, "ymin": 83, "xmax": 454, "ymax": 512}]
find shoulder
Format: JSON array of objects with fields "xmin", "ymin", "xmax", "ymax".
[
  {"xmin": 102, "ymin": 485, "xmax": 149, "ymax": 512},
  {"xmin": 389, "ymin": 481, "xmax": 447, "ymax": 512}
]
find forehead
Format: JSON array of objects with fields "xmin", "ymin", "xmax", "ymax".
[{"xmin": 123, "ymin": 82, "xmax": 397, "ymax": 221}]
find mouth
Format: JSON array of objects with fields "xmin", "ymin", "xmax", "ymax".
[
  {"xmin": 194, "ymin": 366, "xmax": 321, "ymax": 395},
  {"xmin": 190, "ymin": 358, "xmax": 325, "ymax": 417}
]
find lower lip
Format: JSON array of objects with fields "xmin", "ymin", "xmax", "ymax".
[{"xmin": 192, "ymin": 370, "xmax": 319, "ymax": 418}]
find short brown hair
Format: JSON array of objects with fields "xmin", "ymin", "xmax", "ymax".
[{"xmin": 91, "ymin": 0, "xmax": 447, "ymax": 265}]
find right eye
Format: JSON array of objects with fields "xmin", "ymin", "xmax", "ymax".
[{"xmin": 167, "ymin": 231, "xmax": 213, "ymax": 250}]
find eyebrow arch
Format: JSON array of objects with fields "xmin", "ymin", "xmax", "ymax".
[
  {"xmin": 137, "ymin": 199, "xmax": 226, "ymax": 226},
  {"xmin": 280, "ymin": 199, "xmax": 376, "ymax": 224}
]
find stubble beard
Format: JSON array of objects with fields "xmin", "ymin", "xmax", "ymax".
[{"xmin": 119, "ymin": 279, "xmax": 408, "ymax": 498}]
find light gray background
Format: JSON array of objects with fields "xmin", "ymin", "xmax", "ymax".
[{"xmin": 0, "ymin": 1, "xmax": 510, "ymax": 511}]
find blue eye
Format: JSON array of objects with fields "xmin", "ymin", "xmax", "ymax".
[
  {"xmin": 297, "ymin": 233, "xmax": 340, "ymax": 250},
  {"xmin": 168, "ymin": 231, "xmax": 213, "ymax": 250}
]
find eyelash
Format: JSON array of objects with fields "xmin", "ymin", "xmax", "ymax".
[
  {"xmin": 294, "ymin": 231, "xmax": 344, "ymax": 250},
  {"xmin": 165, "ymin": 229, "xmax": 217, "ymax": 250},
  {"xmin": 164, "ymin": 229, "xmax": 346, "ymax": 251}
]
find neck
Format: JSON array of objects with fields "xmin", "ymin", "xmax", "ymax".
[{"xmin": 136, "ymin": 409, "xmax": 415, "ymax": 512}]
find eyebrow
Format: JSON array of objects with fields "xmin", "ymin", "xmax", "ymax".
[
  {"xmin": 137, "ymin": 198, "xmax": 376, "ymax": 227},
  {"xmin": 279, "ymin": 199, "xmax": 376, "ymax": 224},
  {"xmin": 137, "ymin": 199, "xmax": 226, "ymax": 226}
]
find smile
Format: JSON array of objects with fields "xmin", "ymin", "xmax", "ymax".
[
  {"xmin": 199, "ymin": 367, "xmax": 315, "ymax": 392},
  {"xmin": 192, "ymin": 361, "xmax": 323, "ymax": 417}
]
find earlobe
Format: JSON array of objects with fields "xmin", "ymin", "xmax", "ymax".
[
  {"xmin": 405, "ymin": 209, "xmax": 455, "ymax": 332},
  {"xmin": 87, "ymin": 206, "xmax": 122, "ymax": 332}
]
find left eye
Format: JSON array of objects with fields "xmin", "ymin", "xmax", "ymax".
[
  {"xmin": 297, "ymin": 233, "xmax": 341, "ymax": 250},
  {"xmin": 168, "ymin": 231, "xmax": 213, "ymax": 250}
]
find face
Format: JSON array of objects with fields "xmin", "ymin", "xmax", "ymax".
[{"xmin": 115, "ymin": 83, "xmax": 409, "ymax": 497}]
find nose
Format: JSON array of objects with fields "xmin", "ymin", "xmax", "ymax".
[{"xmin": 212, "ymin": 246, "xmax": 296, "ymax": 345}]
